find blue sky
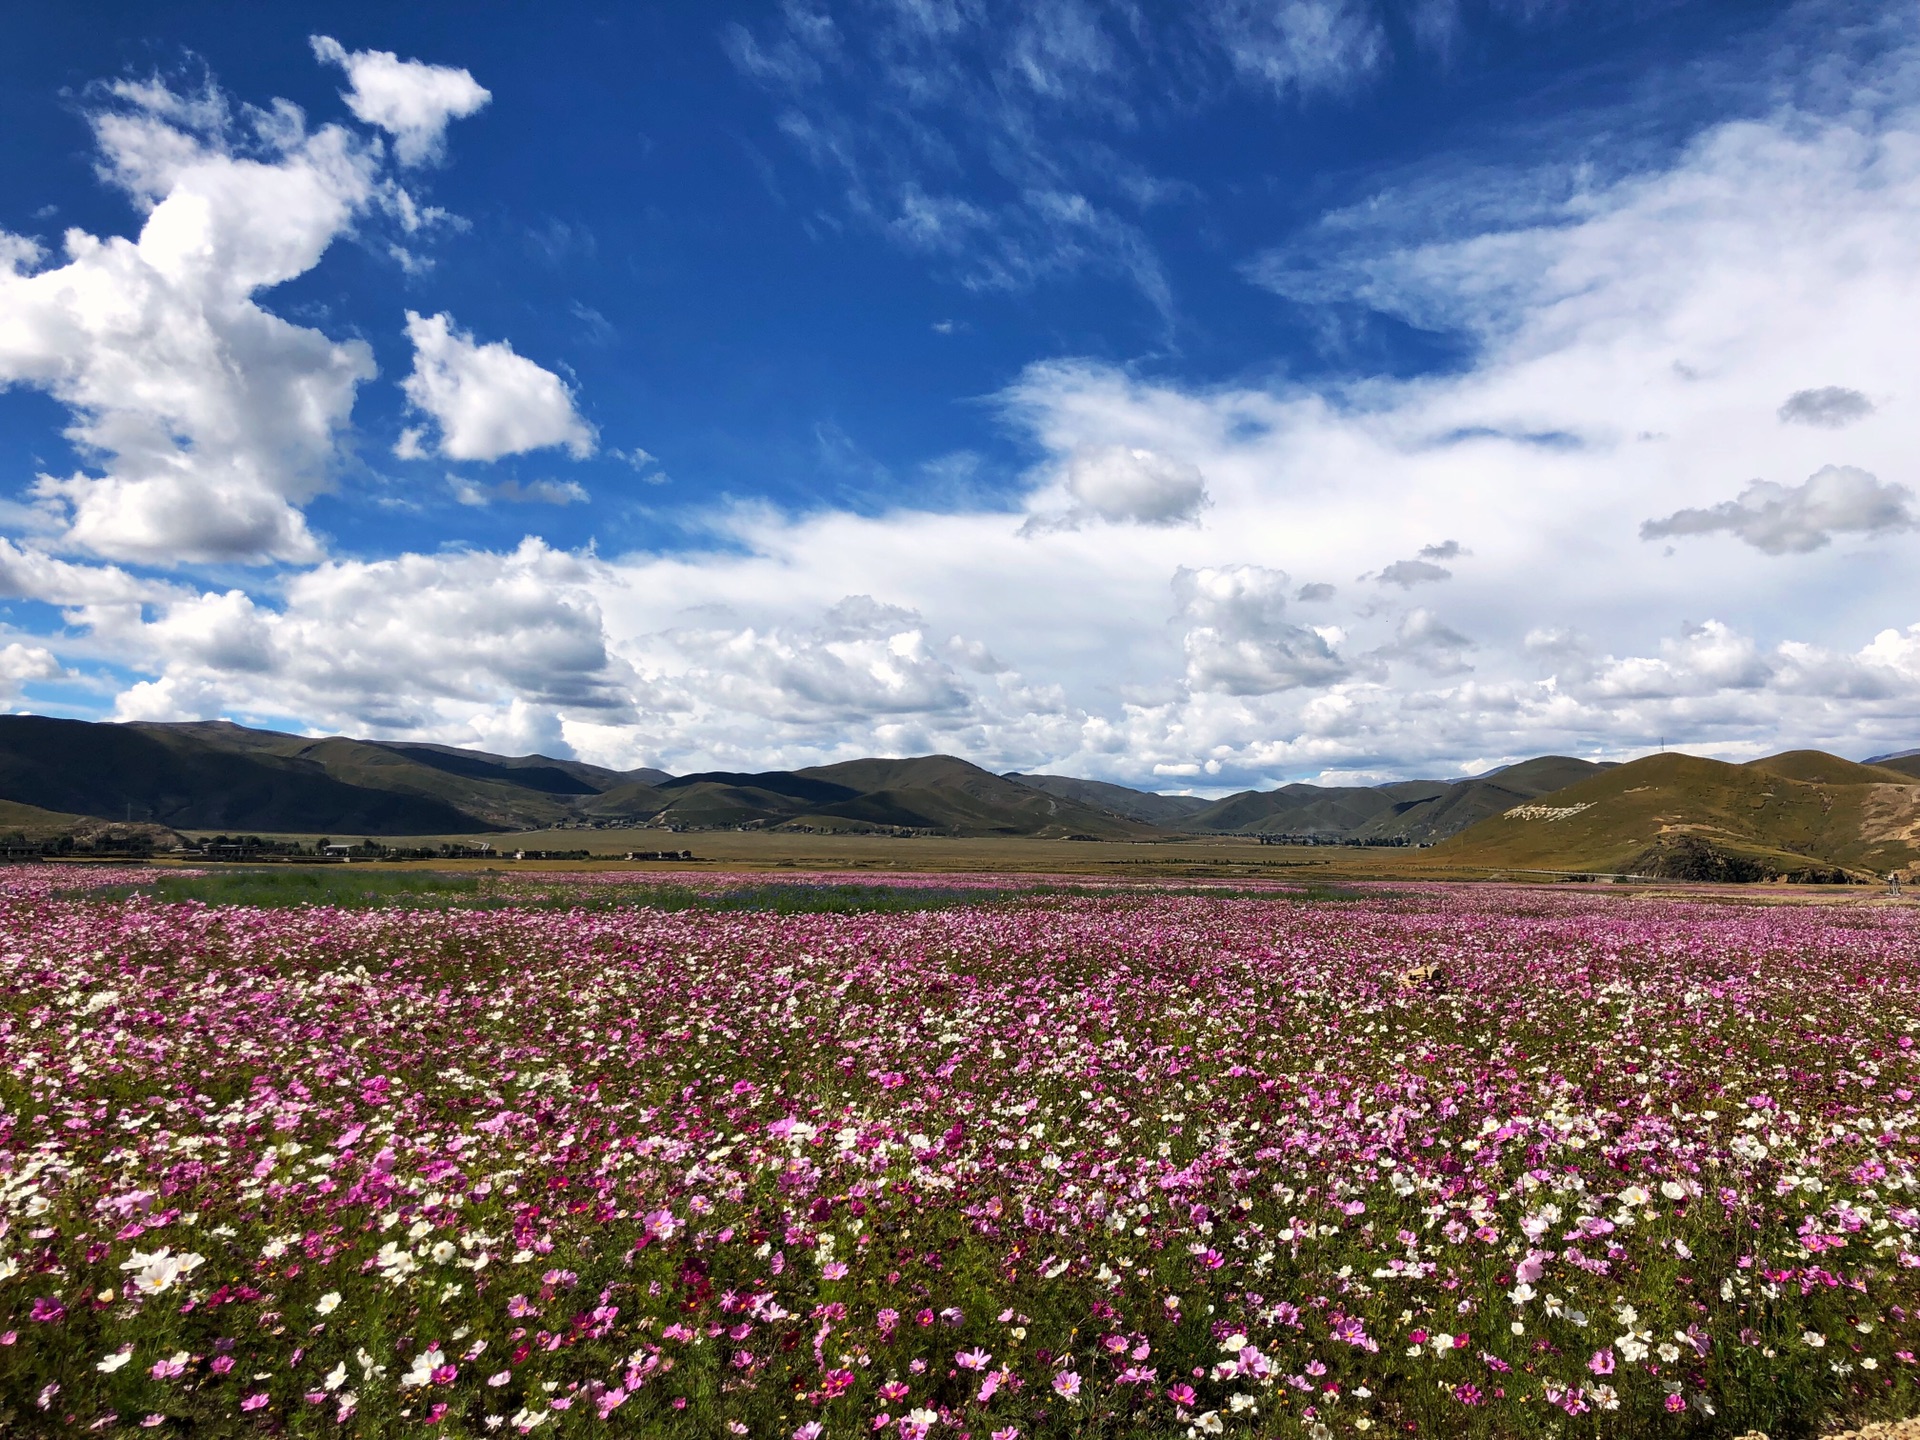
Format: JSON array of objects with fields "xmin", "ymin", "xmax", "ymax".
[{"xmin": 3, "ymin": 0, "xmax": 1919, "ymax": 788}]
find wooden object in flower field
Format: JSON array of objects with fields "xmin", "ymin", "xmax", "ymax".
[{"xmin": 1392, "ymin": 961, "xmax": 1449, "ymax": 993}]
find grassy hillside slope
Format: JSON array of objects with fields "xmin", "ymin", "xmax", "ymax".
[{"xmin": 1436, "ymin": 750, "xmax": 1920, "ymax": 875}]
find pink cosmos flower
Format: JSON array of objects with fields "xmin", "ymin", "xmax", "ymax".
[
  {"xmin": 956, "ymin": 1347, "xmax": 991, "ymax": 1370},
  {"xmin": 1588, "ymin": 1348, "xmax": 1616, "ymax": 1376},
  {"xmin": 1168, "ymin": 1383, "xmax": 1197, "ymax": 1406},
  {"xmin": 240, "ymin": 1393, "xmax": 269, "ymax": 1412},
  {"xmin": 1052, "ymin": 1370, "xmax": 1081, "ymax": 1400}
]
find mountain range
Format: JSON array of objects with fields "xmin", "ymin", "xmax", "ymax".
[{"xmin": 1, "ymin": 715, "xmax": 1916, "ymax": 877}]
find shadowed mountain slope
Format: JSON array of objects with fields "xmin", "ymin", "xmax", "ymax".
[
  {"xmin": 0, "ymin": 717, "xmax": 675, "ymax": 834},
  {"xmin": 0, "ymin": 718, "xmax": 1153, "ymax": 837},
  {"xmin": 652, "ymin": 756, "xmax": 1153, "ymax": 837},
  {"xmin": 1002, "ymin": 773, "xmax": 1211, "ymax": 826},
  {"xmin": 0, "ymin": 716, "xmax": 491, "ymax": 833}
]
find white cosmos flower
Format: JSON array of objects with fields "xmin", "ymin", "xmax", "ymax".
[
  {"xmin": 400, "ymin": 1346, "xmax": 445, "ymax": 1388},
  {"xmin": 97, "ymin": 1349, "xmax": 133, "ymax": 1373},
  {"xmin": 316, "ymin": 1291, "xmax": 341, "ymax": 1315},
  {"xmin": 119, "ymin": 1248, "xmax": 206, "ymax": 1296}
]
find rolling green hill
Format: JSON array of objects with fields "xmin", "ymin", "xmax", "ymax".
[
  {"xmin": 1436, "ymin": 750, "xmax": 1920, "ymax": 877},
  {"xmin": 1868, "ymin": 752, "xmax": 1920, "ymax": 781}
]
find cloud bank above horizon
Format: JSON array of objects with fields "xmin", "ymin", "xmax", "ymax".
[{"xmin": 3, "ymin": 2, "xmax": 1920, "ymax": 791}]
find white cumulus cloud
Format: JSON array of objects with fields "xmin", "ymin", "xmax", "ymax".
[
  {"xmin": 0, "ymin": 86, "xmax": 384, "ymax": 565},
  {"xmin": 398, "ymin": 311, "xmax": 596, "ymax": 463},
  {"xmin": 112, "ymin": 539, "xmax": 626, "ymax": 744},
  {"xmin": 1174, "ymin": 565, "xmax": 1346, "ymax": 695},
  {"xmin": 1640, "ymin": 465, "xmax": 1916, "ymax": 554},
  {"xmin": 0, "ymin": 642, "xmax": 62, "ymax": 700},
  {"xmin": 311, "ymin": 36, "xmax": 491, "ymax": 167},
  {"xmin": 1026, "ymin": 445, "xmax": 1209, "ymax": 530}
]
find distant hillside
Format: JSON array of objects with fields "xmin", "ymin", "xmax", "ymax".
[
  {"xmin": 1004, "ymin": 773, "xmax": 1211, "ymax": 826},
  {"xmin": 0, "ymin": 717, "xmax": 1154, "ymax": 839},
  {"xmin": 1181, "ymin": 756, "xmax": 1611, "ymax": 844},
  {"xmin": 650, "ymin": 756, "xmax": 1154, "ymax": 837},
  {"xmin": 6, "ymin": 714, "xmax": 1912, "ymax": 863},
  {"xmin": 1436, "ymin": 750, "xmax": 1920, "ymax": 877},
  {"xmin": 0, "ymin": 716, "xmax": 673, "ymax": 835}
]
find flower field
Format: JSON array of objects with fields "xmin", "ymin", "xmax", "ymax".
[{"xmin": 3, "ymin": 867, "xmax": 1920, "ymax": 1437}]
